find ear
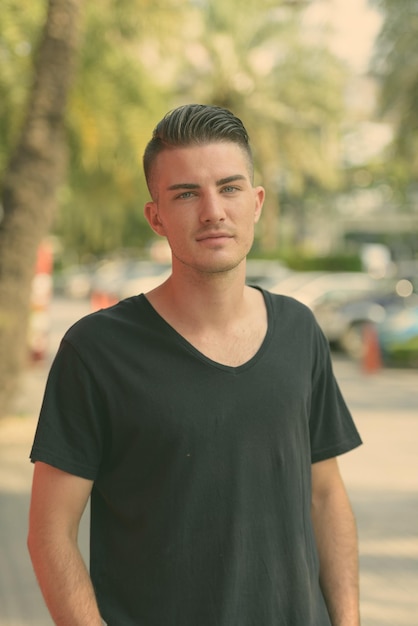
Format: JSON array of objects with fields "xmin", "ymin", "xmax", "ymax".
[
  {"xmin": 253, "ymin": 186, "xmax": 265, "ymax": 224},
  {"xmin": 144, "ymin": 201, "xmax": 166, "ymax": 236}
]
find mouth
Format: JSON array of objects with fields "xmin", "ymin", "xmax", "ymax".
[{"xmin": 196, "ymin": 231, "xmax": 233, "ymax": 242}]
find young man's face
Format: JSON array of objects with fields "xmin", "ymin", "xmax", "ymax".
[{"xmin": 144, "ymin": 142, "xmax": 265, "ymax": 276}]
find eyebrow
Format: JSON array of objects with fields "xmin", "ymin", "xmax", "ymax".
[{"xmin": 167, "ymin": 174, "xmax": 247, "ymax": 192}]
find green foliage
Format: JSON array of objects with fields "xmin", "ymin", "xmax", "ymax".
[
  {"xmin": 1, "ymin": 0, "xmax": 350, "ymax": 260},
  {"xmin": 253, "ymin": 252, "xmax": 362, "ymax": 272},
  {"xmin": 383, "ymin": 335, "xmax": 418, "ymax": 368},
  {"xmin": 170, "ymin": 0, "xmax": 347, "ymax": 251},
  {"xmin": 175, "ymin": 0, "xmax": 346, "ymax": 192},
  {"xmin": 371, "ymin": 0, "xmax": 418, "ymax": 173},
  {"xmin": 0, "ymin": 0, "xmax": 47, "ymax": 172},
  {"xmin": 61, "ymin": 0, "xmax": 188, "ymax": 257},
  {"xmin": 286, "ymin": 254, "xmax": 362, "ymax": 272}
]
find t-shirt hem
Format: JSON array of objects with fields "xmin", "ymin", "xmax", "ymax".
[
  {"xmin": 30, "ymin": 446, "xmax": 98, "ymax": 481},
  {"xmin": 311, "ymin": 436, "xmax": 362, "ymax": 464}
]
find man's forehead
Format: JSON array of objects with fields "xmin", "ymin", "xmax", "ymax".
[
  {"xmin": 154, "ymin": 142, "xmax": 252, "ymax": 176},
  {"xmin": 147, "ymin": 141, "xmax": 253, "ymax": 199}
]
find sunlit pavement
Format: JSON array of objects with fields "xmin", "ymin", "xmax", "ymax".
[
  {"xmin": 0, "ymin": 297, "xmax": 417, "ymax": 626},
  {"xmin": 333, "ymin": 352, "xmax": 418, "ymax": 626}
]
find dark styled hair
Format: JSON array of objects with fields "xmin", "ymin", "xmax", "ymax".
[{"xmin": 143, "ymin": 104, "xmax": 253, "ymax": 196}]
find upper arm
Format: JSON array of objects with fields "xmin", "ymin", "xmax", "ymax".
[
  {"xmin": 311, "ymin": 457, "xmax": 355, "ymax": 529},
  {"xmin": 28, "ymin": 461, "xmax": 93, "ymax": 543},
  {"xmin": 311, "ymin": 457, "xmax": 348, "ymax": 506}
]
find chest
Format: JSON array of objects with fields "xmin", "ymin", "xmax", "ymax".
[
  {"xmin": 100, "ymin": 326, "xmax": 313, "ymax": 462},
  {"xmin": 182, "ymin": 320, "xmax": 268, "ymax": 367}
]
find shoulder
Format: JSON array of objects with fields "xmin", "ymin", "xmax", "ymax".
[
  {"xmin": 262, "ymin": 288, "xmax": 329, "ymax": 360},
  {"xmin": 263, "ymin": 288, "xmax": 317, "ymax": 324},
  {"xmin": 63, "ymin": 295, "xmax": 148, "ymax": 348},
  {"xmin": 49, "ymin": 295, "xmax": 156, "ymax": 379}
]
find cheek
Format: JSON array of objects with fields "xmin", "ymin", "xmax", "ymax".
[{"xmin": 164, "ymin": 223, "xmax": 189, "ymax": 248}]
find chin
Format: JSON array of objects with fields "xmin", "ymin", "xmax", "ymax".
[{"xmin": 173, "ymin": 245, "xmax": 250, "ymax": 275}]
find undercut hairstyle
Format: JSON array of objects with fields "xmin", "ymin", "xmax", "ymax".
[{"xmin": 143, "ymin": 104, "xmax": 254, "ymax": 197}]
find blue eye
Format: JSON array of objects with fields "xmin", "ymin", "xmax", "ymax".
[{"xmin": 176, "ymin": 191, "xmax": 195, "ymax": 199}]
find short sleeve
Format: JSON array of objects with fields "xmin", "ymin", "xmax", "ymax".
[
  {"xmin": 309, "ymin": 326, "xmax": 362, "ymax": 463},
  {"xmin": 30, "ymin": 339, "xmax": 108, "ymax": 480}
]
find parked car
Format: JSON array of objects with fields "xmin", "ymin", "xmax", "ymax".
[
  {"xmin": 376, "ymin": 298, "xmax": 418, "ymax": 367},
  {"xmin": 90, "ymin": 259, "xmax": 171, "ymax": 310},
  {"xmin": 268, "ymin": 271, "xmax": 328, "ymax": 299},
  {"xmin": 245, "ymin": 259, "xmax": 290, "ymax": 289},
  {"xmin": 55, "ymin": 263, "xmax": 97, "ymax": 299},
  {"xmin": 314, "ymin": 278, "xmax": 418, "ymax": 359},
  {"xmin": 267, "ymin": 270, "xmax": 391, "ymax": 358},
  {"xmin": 270, "ymin": 271, "xmax": 381, "ymax": 308},
  {"xmin": 270, "ymin": 271, "xmax": 381, "ymax": 314}
]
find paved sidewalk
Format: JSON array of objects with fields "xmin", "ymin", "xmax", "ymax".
[
  {"xmin": 0, "ymin": 299, "xmax": 417, "ymax": 625},
  {"xmin": 334, "ymin": 356, "xmax": 418, "ymax": 626}
]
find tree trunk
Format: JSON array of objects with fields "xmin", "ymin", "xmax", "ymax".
[{"xmin": 0, "ymin": 0, "xmax": 81, "ymax": 415}]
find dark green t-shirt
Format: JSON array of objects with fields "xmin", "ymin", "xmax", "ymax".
[{"xmin": 31, "ymin": 289, "xmax": 362, "ymax": 625}]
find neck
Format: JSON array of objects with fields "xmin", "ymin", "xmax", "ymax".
[
  {"xmin": 144, "ymin": 257, "xmax": 268, "ymax": 367},
  {"xmin": 147, "ymin": 259, "xmax": 249, "ymax": 330}
]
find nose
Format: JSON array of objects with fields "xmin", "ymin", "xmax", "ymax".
[{"xmin": 199, "ymin": 191, "xmax": 226, "ymax": 223}]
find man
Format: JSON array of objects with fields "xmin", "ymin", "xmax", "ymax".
[{"xmin": 28, "ymin": 104, "xmax": 362, "ymax": 625}]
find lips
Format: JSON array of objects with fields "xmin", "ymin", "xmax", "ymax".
[{"xmin": 195, "ymin": 231, "xmax": 233, "ymax": 241}]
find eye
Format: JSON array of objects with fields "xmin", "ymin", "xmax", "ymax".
[
  {"xmin": 221, "ymin": 185, "xmax": 240, "ymax": 194},
  {"xmin": 175, "ymin": 191, "xmax": 196, "ymax": 200}
]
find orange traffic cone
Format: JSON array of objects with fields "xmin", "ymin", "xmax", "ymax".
[{"xmin": 362, "ymin": 323, "xmax": 382, "ymax": 373}]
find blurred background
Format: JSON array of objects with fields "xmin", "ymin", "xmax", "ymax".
[
  {"xmin": 1, "ymin": 0, "xmax": 418, "ymax": 382},
  {"xmin": 0, "ymin": 1, "xmax": 417, "ymax": 624}
]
